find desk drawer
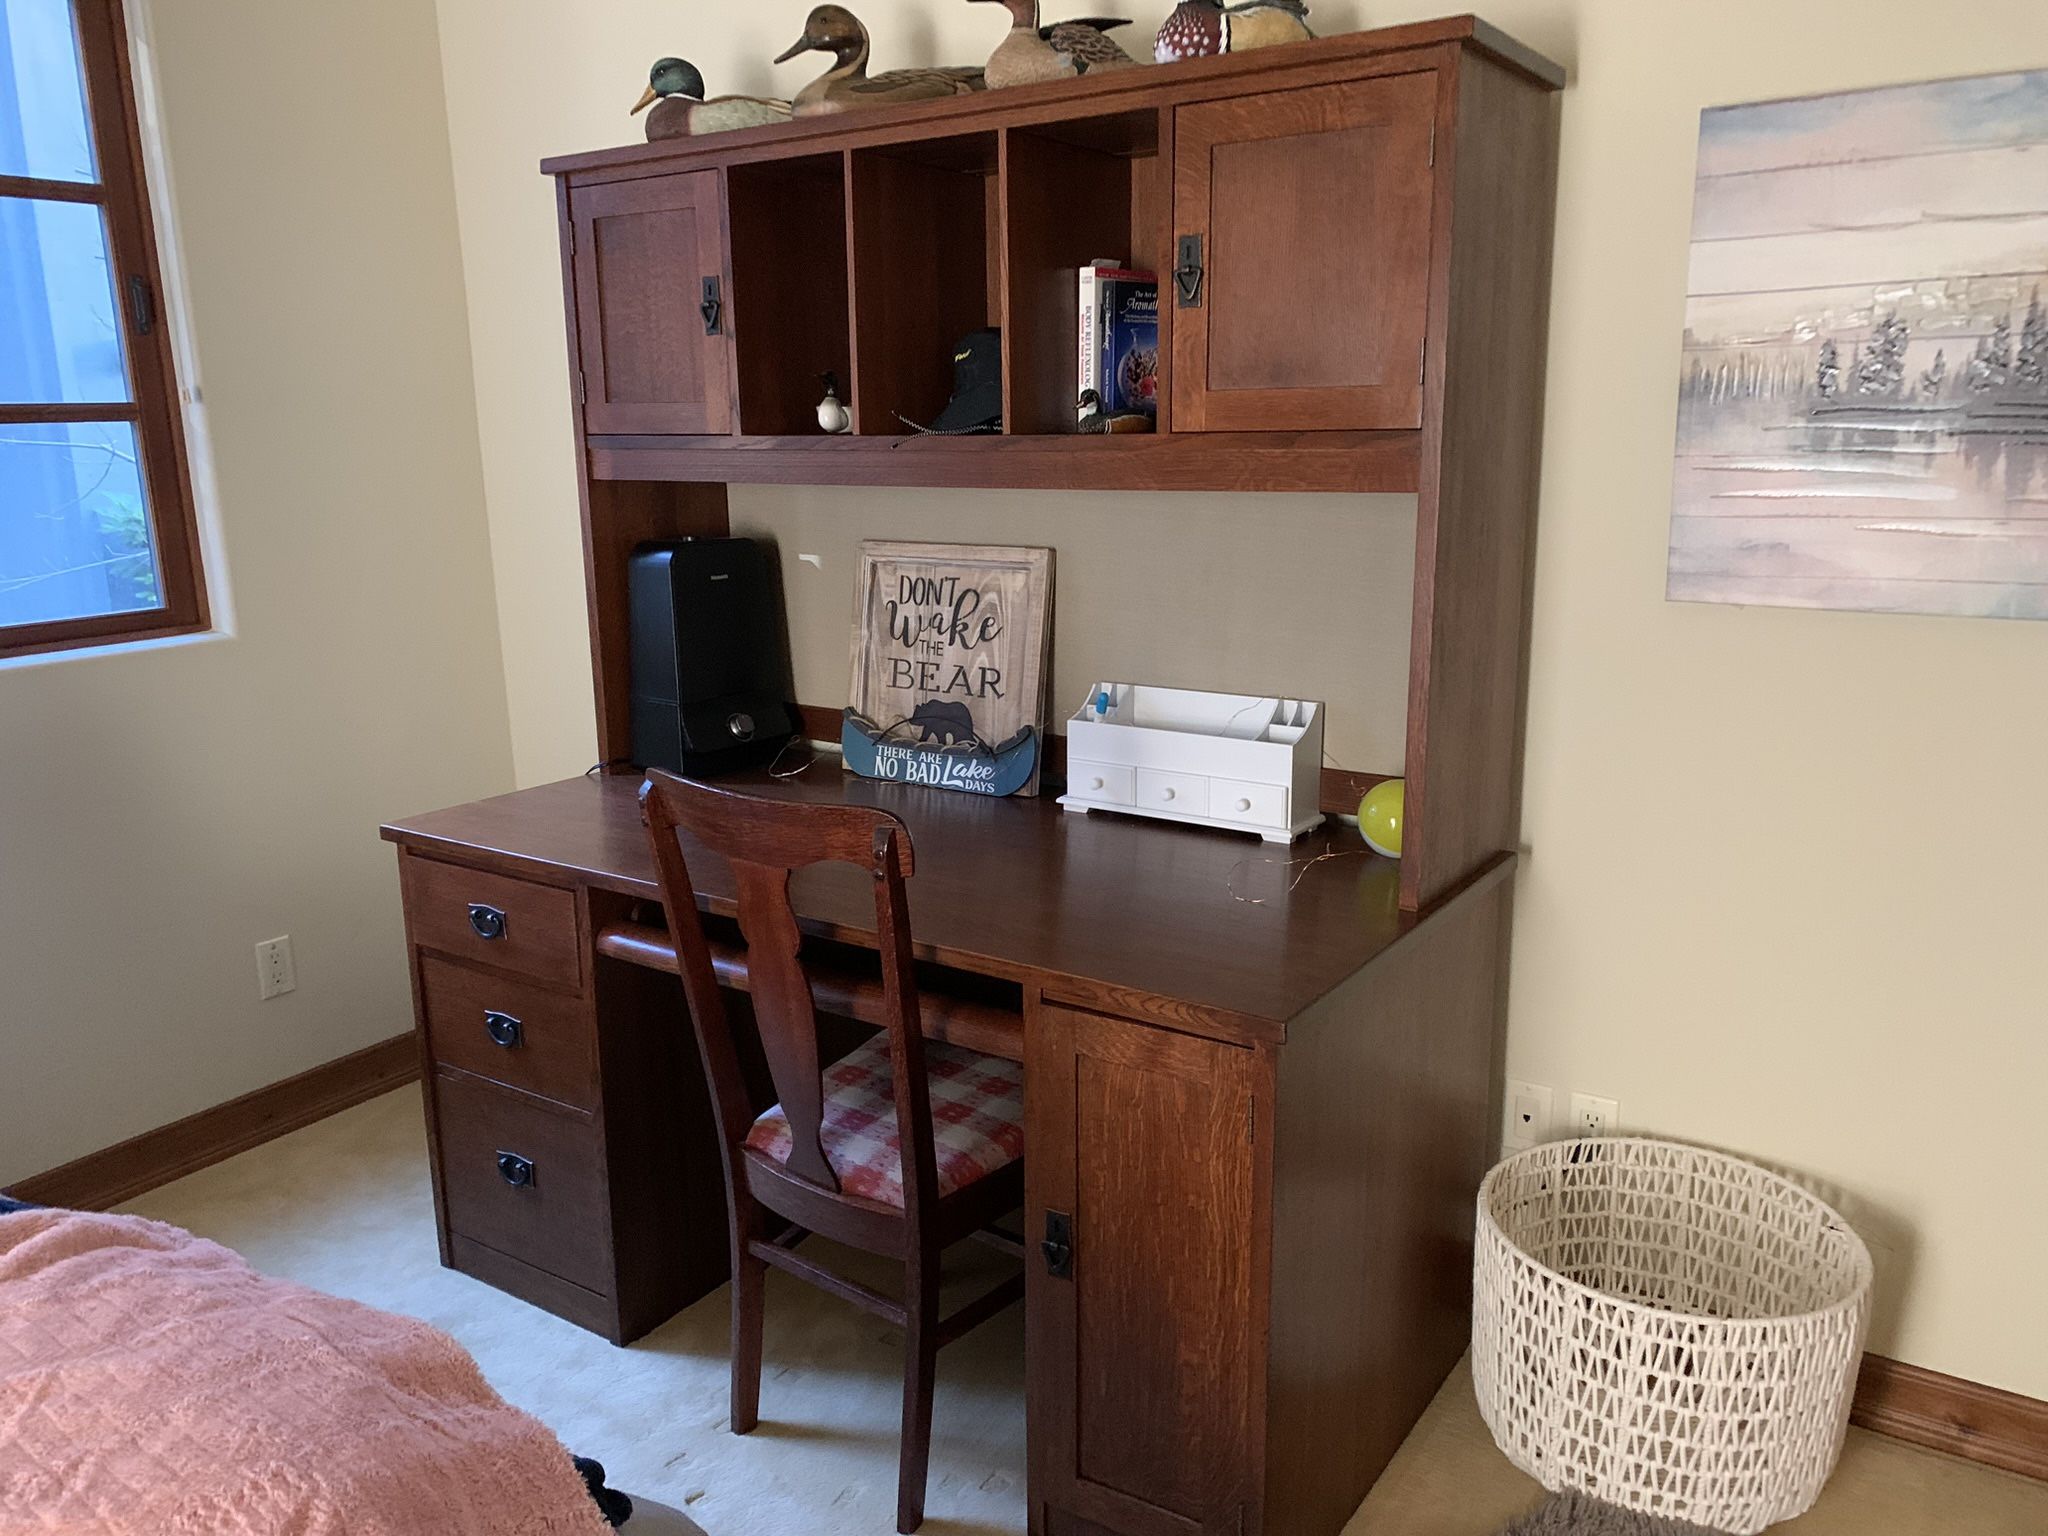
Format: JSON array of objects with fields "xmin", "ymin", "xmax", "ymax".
[
  {"xmin": 403, "ymin": 856, "xmax": 582, "ymax": 988},
  {"xmin": 420, "ymin": 956, "xmax": 597, "ymax": 1110},
  {"xmin": 435, "ymin": 1069, "xmax": 609, "ymax": 1295},
  {"xmin": 1135, "ymin": 768, "xmax": 1210, "ymax": 818},
  {"xmin": 1066, "ymin": 760, "xmax": 1135, "ymax": 805}
]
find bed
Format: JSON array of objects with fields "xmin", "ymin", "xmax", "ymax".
[{"xmin": 0, "ymin": 1203, "xmax": 627, "ymax": 1533}]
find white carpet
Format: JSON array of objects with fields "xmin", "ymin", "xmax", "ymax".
[{"xmin": 120, "ymin": 1086, "xmax": 1026, "ymax": 1536}]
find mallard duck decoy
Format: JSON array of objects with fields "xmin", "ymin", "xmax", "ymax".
[
  {"xmin": 1154, "ymin": 0, "xmax": 1312, "ymax": 62},
  {"xmin": 632, "ymin": 57, "xmax": 793, "ymax": 138},
  {"xmin": 972, "ymin": 0, "xmax": 1139, "ymax": 88},
  {"xmin": 774, "ymin": 5, "xmax": 985, "ymax": 115}
]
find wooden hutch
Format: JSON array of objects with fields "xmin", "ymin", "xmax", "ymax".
[{"xmin": 385, "ymin": 16, "xmax": 1561, "ymax": 1536}]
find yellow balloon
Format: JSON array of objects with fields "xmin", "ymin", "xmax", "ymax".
[{"xmin": 1358, "ymin": 778, "xmax": 1404, "ymax": 859}]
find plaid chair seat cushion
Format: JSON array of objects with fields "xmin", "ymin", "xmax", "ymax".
[{"xmin": 744, "ymin": 1034, "xmax": 1024, "ymax": 1207}]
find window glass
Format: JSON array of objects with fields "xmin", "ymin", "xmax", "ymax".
[
  {"xmin": 0, "ymin": 0, "xmax": 97, "ymax": 184},
  {"xmin": 0, "ymin": 195, "xmax": 130, "ymax": 403},
  {"xmin": 0, "ymin": 419, "xmax": 159, "ymax": 626}
]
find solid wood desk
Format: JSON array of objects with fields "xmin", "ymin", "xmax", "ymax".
[{"xmin": 381, "ymin": 771, "xmax": 1515, "ymax": 1536}]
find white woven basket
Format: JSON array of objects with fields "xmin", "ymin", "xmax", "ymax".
[{"xmin": 1473, "ymin": 1137, "xmax": 1871, "ymax": 1534}]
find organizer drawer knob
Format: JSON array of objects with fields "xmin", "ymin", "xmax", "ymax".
[
  {"xmin": 1235, "ymin": 797, "xmax": 1252, "ymax": 812},
  {"xmin": 467, "ymin": 903, "xmax": 507, "ymax": 941},
  {"xmin": 1160, "ymin": 787, "xmax": 1176, "ymax": 801},
  {"xmin": 496, "ymin": 1151, "xmax": 535, "ymax": 1188},
  {"xmin": 1088, "ymin": 776, "xmax": 1104, "ymax": 790}
]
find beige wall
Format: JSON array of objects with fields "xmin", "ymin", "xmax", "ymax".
[
  {"xmin": 0, "ymin": 0, "xmax": 513, "ymax": 1183},
  {"xmin": 431, "ymin": 1, "xmax": 2048, "ymax": 1396}
]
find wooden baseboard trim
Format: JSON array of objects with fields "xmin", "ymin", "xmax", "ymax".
[
  {"xmin": 1853, "ymin": 1353, "xmax": 2048, "ymax": 1482},
  {"xmin": 3, "ymin": 1034, "xmax": 420, "ymax": 1212}
]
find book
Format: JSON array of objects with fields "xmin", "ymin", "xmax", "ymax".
[{"xmin": 1077, "ymin": 266, "xmax": 1159, "ymax": 426}]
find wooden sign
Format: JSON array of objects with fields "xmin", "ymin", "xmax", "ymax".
[{"xmin": 844, "ymin": 541, "xmax": 1054, "ymax": 796}]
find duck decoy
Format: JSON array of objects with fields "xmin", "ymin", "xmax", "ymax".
[
  {"xmin": 774, "ymin": 5, "xmax": 985, "ymax": 115},
  {"xmin": 972, "ymin": 0, "xmax": 1139, "ymax": 88},
  {"xmin": 1154, "ymin": 0, "xmax": 1312, "ymax": 63},
  {"xmin": 631, "ymin": 57, "xmax": 793, "ymax": 138}
]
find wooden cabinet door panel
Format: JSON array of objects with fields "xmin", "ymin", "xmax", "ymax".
[
  {"xmin": 571, "ymin": 171, "xmax": 734, "ymax": 435},
  {"xmin": 1172, "ymin": 72, "xmax": 1438, "ymax": 432},
  {"xmin": 1030, "ymin": 1002, "xmax": 1261, "ymax": 1536}
]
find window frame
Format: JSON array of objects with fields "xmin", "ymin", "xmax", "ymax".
[{"xmin": 1, "ymin": 0, "xmax": 206, "ymax": 660}]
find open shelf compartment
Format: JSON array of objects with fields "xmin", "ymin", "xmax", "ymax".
[{"xmin": 726, "ymin": 153, "xmax": 851, "ymax": 435}]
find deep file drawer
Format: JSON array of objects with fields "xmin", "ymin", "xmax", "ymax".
[
  {"xmin": 402, "ymin": 855, "xmax": 583, "ymax": 988},
  {"xmin": 419, "ymin": 955, "xmax": 597, "ymax": 1111},
  {"xmin": 434, "ymin": 1069, "xmax": 610, "ymax": 1295}
]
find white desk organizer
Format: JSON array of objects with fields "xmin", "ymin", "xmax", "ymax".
[{"xmin": 1057, "ymin": 683, "xmax": 1324, "ymax": 842}]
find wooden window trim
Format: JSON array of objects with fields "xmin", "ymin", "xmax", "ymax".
[{"xmin": 1, "ymin": 0, "xmax": 207, "ymax": 661}]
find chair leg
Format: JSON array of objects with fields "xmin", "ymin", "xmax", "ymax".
[
  {"xmin": 897, "ymin": 1248, "xmax": 940, "ymax": 1534},
  {"xmin": 731, "ymin": 1246, "xmax": 766, "ymax": 1435}
]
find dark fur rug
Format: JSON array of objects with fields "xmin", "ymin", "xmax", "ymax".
[{"xmin": 1498, "ymin": 1492, "xmax": 1720, "ymax": 1536}]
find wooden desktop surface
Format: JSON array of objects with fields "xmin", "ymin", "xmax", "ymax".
[{"xmin": 380, "ymin": 769, "xmax": 1450, "ymax": 1038}]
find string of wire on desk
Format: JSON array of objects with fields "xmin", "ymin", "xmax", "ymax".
[{"xmin": 1225, "ymin": 842, "xmax": 1373, "ymax": 906}]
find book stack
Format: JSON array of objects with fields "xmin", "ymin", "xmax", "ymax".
[{"xmin": 1076, "ymin": 264, "xmax": 1159, "ymax": 429}]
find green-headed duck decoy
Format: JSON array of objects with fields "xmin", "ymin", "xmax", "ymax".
[
  {"xmin": 774, "ymin": 6, "xmax": 985, "ymax": 115},
  {"xmin": 632, "ymin": 57, "xmax": 793, "ymax": 138},
  {"xmin": 972, "ymin": 0, "xmax": 1139, "ymax": 88}
]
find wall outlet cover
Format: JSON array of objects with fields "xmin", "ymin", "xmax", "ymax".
[
  {"xmin": 256, "ymin": 935, "xmax": 296, "ymax": 1000},
  {"xmin": 1569, "ymin": 1091, "xmax": 1618, "ymax": 1138}
]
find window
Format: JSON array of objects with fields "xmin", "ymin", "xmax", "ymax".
[{"xmin": 1, "ymin": 0, "xmax": 203, "ymax": 659}]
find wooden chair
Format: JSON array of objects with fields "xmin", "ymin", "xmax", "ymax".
[{"xmin": 638, "ymin": 770, "xmax": 1026, "ymax": 1533}]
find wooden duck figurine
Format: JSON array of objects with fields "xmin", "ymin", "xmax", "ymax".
[
  {"xmin": 972, "ymin": 0, "xmax": 1139, "ymax": 88},
  {"xmin": 632, "ymin": 57, "xmax": 792, "ymax": 138},
  {"xmin": 1154, "ymin": 0, "xmax": 1312, "ymax": 62},
  {"xmin": 774, "ymin": 5, "xmax": 985, "ymax": 115}
]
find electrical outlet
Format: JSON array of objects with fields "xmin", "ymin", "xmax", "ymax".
[
  {"xmin": 1502, "ymin": 1079, "xmax": 1552, "ymax": 1152},
  {"xmin": 256, "ymin": 936, "xmax": 296, "ymax": 1000},
  {"xmin": 1569, "ymin": 1092, "xmax": 1618, "ymax": 1138}
]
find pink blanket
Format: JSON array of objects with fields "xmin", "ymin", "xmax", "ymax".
[{"xmin": 0, "ymin": 1209, "xmax": 610, "ymax": 1535}]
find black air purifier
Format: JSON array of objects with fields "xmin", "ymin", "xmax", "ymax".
[{"xmin": 627, "ymin": 538, "xmax": 797, "ymax": 775}]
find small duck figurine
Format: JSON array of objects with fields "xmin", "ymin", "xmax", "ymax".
[
  {"xmin": 816, "ymin": 372, "xmax": 852, "ymax": 433},
  {"xmin": 774, "ymin": 5, "xmax": 985, "ymax": 115},
  {"xmin": 972, "ymin": 0, "xmax": 1139, "ymax": 88},
  {"xmin": 632, "ymin": 57, "xmax": 793, "ymax": 138},
  {"xmin": 1154, "ymin": 0, "xmax": 1313, "ymax": 62}
]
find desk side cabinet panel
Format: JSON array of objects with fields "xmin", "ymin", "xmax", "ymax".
[
  {"xmin": 569, "ymin": 170, "xmax": 735, "ymax": 435},
  {"xmin": 1028, "ymin": 1001, "xmax": 1266, "ymax": 1536},
  {"xmin": 1170, "ymin": 70, "xmax": 1438, "ymax": 433}
]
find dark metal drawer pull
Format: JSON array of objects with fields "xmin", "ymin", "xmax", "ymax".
[
  {"xmin": 467, "ymin": 903, "xmax": 507, "ymax": 941},
  {"xmin": 1173, "ymin": 234, "xmax": 1204, "ymax": 308},
  {"xmin": 496, "ymin": 1151, "xmax": 535, "ymax": 1188},
  {"xmin": 483, "ymin": 1010, "xmax": 524, "ymax": 1049}
]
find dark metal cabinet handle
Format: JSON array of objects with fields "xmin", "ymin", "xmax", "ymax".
[
  {"xmin": 1173, "ymin": 235, "xmax": 1204, "ymax": 308},
  {"xmin": 496, "ymin": 1151, "xmax": 535, "ymax": 1188},
  {"xmin": 1041, "ymin": 1210, "xmax": 1074, "ymax": 1279},
  {"xmin": 483, "ymin": 1010, "xmax": 524, "ymax": 1049},
  {"xmin": 700, "ymin": 276, "xmax": 723, "ymax": 334},
  {"xmin": 467, "ymin": 903, "xmax": 507, "ymax": 941}
]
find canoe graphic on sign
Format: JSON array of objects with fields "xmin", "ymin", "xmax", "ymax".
[{"xmin": 844, "ymin": 541, "xmax": 1054, "ymax": 797}]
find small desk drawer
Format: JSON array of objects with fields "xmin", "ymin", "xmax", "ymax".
[
  {"xmin": 420, "ymin": 956, "xmax": 597, "ymax": 1110},
  {"xmin": 1135, "ymin": 768, "xmax": 1210, "ymax": 818},
  {"xmin": 1066, "ymin": 760, "xmax": 1135, "ymax": 805},
  {"xmin": 403, "ymin": 856, "xmax": 582, "ymax": 988},
  {"xmin": 1209, "ymin": 777, "xmax": 1287, "ymax": 828},
  {"xmin": 435, "ymin": 1069, "xmax": 609, "ymax": 1295}
]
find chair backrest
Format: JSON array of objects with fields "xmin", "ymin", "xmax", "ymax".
[{"xmin": 638, "ymin": 770, "xmax": 940, "ymax": 1222}]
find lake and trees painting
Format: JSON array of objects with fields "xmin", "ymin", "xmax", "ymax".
[{"xmin": 1670, "ymin": 70, "xmax": 2048, "ymax": 619}]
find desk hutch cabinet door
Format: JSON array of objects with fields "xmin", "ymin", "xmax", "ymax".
[
  {"xmin": 1029, "ymin": 1003, "xmax": 1262, "ymax": 1536},
  {"xmin": 1170, "ymin": 71, "xmax": 1438, "ymax": 433},
  {"xmin": 570, "ymin": 171, "xmax": 735, "ymax": 435}
]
